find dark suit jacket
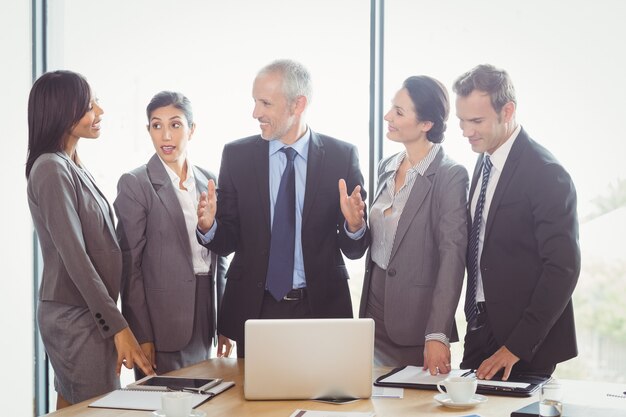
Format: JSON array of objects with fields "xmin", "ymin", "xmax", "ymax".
[
  {"xmin": 114, "ymin": 154, "xmax": 227, "ymax": 352},
  {"xmin": 201, "ymin": 130, "xmax": 369, "ymax": 343},
  {"xmin": 470, "ymin": 127, "xmax": 580, "ymax": 369},
  {"xmin": 359, "ymin": 147, "xmax": 468, "ymax": 346}
]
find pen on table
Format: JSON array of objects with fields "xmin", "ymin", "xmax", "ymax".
[{"xmin": 166, "ymin": 386, "xmax": 215, "ymax": 396}]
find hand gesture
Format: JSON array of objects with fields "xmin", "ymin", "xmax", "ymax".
[
  {"xmin": 113, "ymin": 327, "xmax": 155, "ymax": 377},
  {"xmin": 338, "ymin": 179, "xmax": 365, "ymax": 233},
  {"xmin": 197, "ymin": 179, "xmax": 217, "ymax": 233}
]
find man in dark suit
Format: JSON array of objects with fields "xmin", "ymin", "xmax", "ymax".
[
  {"xmin": 196, "ymin": 59, "xmax": 369, "ymax": 357},
  {"xmin": 453, "ymin": 64, "xmax": 580, "ymax": 380}
]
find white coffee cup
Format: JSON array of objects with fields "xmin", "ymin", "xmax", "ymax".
[
  {"xmin": 437, "ymin": 376, "xmax": 477, "ymax": 403},
  {"xmin": 161, "ymin": 391, "xmax": 193, "ymax": 417}
]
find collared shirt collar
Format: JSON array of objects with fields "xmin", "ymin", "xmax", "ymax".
[
  {"xmin": 269, "ymin": 127, "xmax": 310, "ymax": 162},
  {"xmin": 486, "ymin": 124, "xmax": 521, "ymax": 172},
  {"xmin": 384, "ymin": 143, "xmax": 441, "ymax": 176},
  {"xmin": 158, "ymin": 155, "xmax": 195, "ymax": 189}
]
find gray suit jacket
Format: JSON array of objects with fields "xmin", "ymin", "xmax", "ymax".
[
  {"xmin": 114, "ymin": 154, "xmax": 227, "ymax": 352},
  {"xmin": 27, "ymin": 152, "xmax": 127, "ymax": 339},
  {"xmin": 359, "ymin": 147, "xmax": 468, "ymax": 346}
]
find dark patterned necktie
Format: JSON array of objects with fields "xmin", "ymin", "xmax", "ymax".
[
  {"xmin": 266, "ymin": 147, "xmax": 297, "ymax": 301},
  {"xmin": 464, "ymin": 155, "xmax": 493, "ymax": 324}
]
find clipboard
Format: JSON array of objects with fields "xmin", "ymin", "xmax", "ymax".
[{"xmin": 374, "ymin": 366, "xmax": 551, "ymax": 397}]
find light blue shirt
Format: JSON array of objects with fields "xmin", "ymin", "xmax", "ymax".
[{"xmin": 198, "ymin": 128, "xmax": 364, "ymax": 289}]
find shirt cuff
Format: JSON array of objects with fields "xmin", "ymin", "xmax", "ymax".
[
  {"xmin": 425, "ymin": 333, "xmax": 450, "ymax": 347},
  {"xmin": 344, "ymin": 221, "xmax": 366, "ymax": 240},
  {"xmin": 196, "ymin": 221, "xmax": 217, "ymax": 244}
]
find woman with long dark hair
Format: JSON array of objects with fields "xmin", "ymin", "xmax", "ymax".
[{"xmin": 26, "ymin": 70, "xmax": 152, "ymax": 408}]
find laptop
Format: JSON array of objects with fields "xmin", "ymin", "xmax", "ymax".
[
  {"xmin": 244, "ymin": 318, "xmax": 374, "ymax": 400},
  {"xmin": 511, "ymin": 401, "xmax": 626, "ymax": 417}
]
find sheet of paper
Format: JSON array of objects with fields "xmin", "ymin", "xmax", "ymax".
[
  {"xmin": 372, "ymin": 385, "xmax": 404, "ymax": 398},
  {"xmin": 380, "ymin": 365, "xmax": 466, "ymax": 384},
  {"xmin": 477, "ymin": 379, "xmax": 529, "ymax": 389},
  {"xmin": 290, "ymin": 410, "xmax": 375, "ymax": 417}
]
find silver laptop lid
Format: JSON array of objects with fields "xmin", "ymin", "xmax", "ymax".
[{"xmin": 244, "ymin": 318, "xmax": 374, "ymax": 400}]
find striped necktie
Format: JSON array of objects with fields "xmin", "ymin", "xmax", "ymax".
[{"xmin": 464, "ymin": 155, "xmax": 493, "ymax": 325}]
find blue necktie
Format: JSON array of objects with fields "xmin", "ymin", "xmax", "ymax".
[
  {"xmin": 464, "ymin": 155, "xmax": 493, "ymax": 324},
  {"xmin": 266, "ymin": 147, "xmax": 297, "ymax": 301}
]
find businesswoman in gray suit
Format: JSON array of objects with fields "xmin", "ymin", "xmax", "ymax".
[
  {"xmin": 26, "ymin": 70, "xmax": 153, "ymax": 408},
  {"xmin": 114, "ymin": 91, "xmax": 229, "ymax": 377},
  {"xmin": 359, "ymin": 76, "xmax": 468, "ymax": 374}
]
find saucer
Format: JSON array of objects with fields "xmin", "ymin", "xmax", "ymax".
[
  {"xmin": 434, "ymin": 393, "xmax": 488, "ymax": 409},
  {"xmin": 152, "ymin": 409, "xmax": 206, "ymax": 417}
]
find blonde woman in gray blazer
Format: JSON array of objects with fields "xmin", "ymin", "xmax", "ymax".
[
  {"xmin": 114, "ymin": 92, "xmax": 229, "ymax": 377},
  {"xmin": 26, "ymin": 71, "xmax": 152, "ymax": 408},
  {"xmin": 359, "ymin": 76, "xmax": 468, "ymax": 374}
]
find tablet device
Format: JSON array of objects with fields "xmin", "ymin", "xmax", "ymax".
[{"xmin": 128, "ymin": 375, "xmax": 222, "ymax": 393}]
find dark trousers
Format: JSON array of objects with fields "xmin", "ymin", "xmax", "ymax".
[
  {"xmin": 235, "ymin": 290, "xmax": 313, "ymax": 358},
  {"xmin": 461, "ymin": 309, "xmax": 555, "ymax": 376}
]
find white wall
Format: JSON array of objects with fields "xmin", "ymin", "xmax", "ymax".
[{"xmin": 0, "ymin": 0, "xmax": 35, "ymax": 415}]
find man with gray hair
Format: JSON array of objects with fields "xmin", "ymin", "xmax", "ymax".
[{"xmin": 197, "ymin": 59, "xmax": 369, "ymax": 357}]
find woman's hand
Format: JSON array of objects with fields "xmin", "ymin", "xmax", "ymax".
[
  {"xmin": 216, "ymin": 334, "xmax": 234, "ymax": 358},
  {"xmin": 113, "ymin": 327, "xmax": 155, "ymax": 377},
  {"xmin": 423, "ymin": 340, "xmax": 452, "ymax": 375},
  {"xmin": 140, "ymin": 342, "xmax": 157, "ymax": 372}
]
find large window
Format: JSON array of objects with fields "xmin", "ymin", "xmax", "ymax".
[
  {"xmin": 32, "ymin": 0, "xmax": 626, "ymax": 412},
  {"xmin": 47, "ymin": 0, "xmax": 371, "ymax": 309},
  {"xmin": 45, "ymin": 0, "xmax": 370, "ymax": 409},
  {"xmin": 385, "ymin": 0, "xmax": 626, "ymax": 381}
]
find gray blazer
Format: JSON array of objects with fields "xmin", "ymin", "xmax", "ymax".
[
  {"xmin": 114, "ymin": 154, "xmax": 227, "ymax": 352},
  {"xmin": 27, "ymin": 152, "xmax": 127, "ymax": 339},
  {"xmin": 359, "ymin": 147, "xmax": 468, "ymax": 346}
]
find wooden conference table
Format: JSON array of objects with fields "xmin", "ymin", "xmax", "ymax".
[{"xmin": 43, "ymin": 358, "xmax": 626, "ymax": 417}]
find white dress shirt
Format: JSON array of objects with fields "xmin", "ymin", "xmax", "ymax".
[
  {"xmin": 471, "ymin": 125, "xmax": 521, "ymax": 302},
  {"xmin": 159, "ymin": 157, "xmax": 211, "ymax": 275}
]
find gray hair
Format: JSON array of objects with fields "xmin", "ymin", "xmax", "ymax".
[{"xmin": 258, "ymin": 59, "xmax": 312, "ymax": 104}]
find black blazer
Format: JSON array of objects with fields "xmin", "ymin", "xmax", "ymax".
[
  {"xmin": 470, "ymin": 127, "xmax": 580, "ymax": 369},
  {"xmin": 201, "ymin": 130, "xmax": 369, "ymax": 342}
]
